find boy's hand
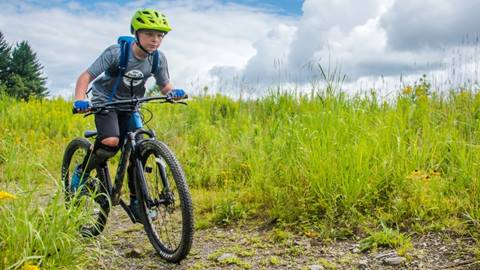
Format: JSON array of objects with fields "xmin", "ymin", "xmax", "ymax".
[
  {"xmin": 73, "ymin": 100, "xmax": 91, "ymax": 113},
  {"xmin": 166, "ymin": 89, "xmax": 186, "ymax": 100}
]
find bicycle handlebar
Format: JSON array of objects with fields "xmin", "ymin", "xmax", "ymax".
[{"xmin": 72, "ymin": 95, "xmax": 188, "ymax": 114}]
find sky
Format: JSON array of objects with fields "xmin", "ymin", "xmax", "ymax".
[{"xmin": 0, "ymin": 0, "xmax": 478, "ymax": 98}]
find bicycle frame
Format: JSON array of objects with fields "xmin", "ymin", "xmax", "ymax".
[
  {"xmin": 110, "ymin": 111, "xmax": 147, "ymax": 205},
  {"xmin": 97, "ymin": 112, "xmax": 172, "ymax": 223}
]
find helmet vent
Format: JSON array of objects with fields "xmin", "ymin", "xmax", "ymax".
[
  {"xmin": 154, "ymin": 11, "xmax": 159, "ymax": 17},
  {"xmin": 136, "ymin": 17, "xmax": 145, "ymax": 24},
  {"xmin": 142, "ymin": 11, "xmax": 150, "ymax": 14},
  {"xmin": 149, "ymin": 19, "xmax": 155, "ymax": 23}
]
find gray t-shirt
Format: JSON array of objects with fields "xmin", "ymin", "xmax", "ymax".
[{"xmin": 87, "ymin": 44, "xmax": 170, "ymax": 105}]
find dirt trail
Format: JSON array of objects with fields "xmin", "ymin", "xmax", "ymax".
[{"xmin": 89, "ymin": 207, "xmax": 480, "ymax": 270}]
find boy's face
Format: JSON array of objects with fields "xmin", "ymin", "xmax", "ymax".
[{"xmin": 137, "ymin": 30, "xmax": 166, "ymax": 53}]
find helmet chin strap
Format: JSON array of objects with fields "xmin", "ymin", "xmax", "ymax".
[{"xmin": 134, "ymin": 32, "xmax": 154, "ymax": 56}]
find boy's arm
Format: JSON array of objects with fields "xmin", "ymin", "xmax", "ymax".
[
  {"xmin": 155, "ymin": 52, "xmax": 174, "ymax": 95},
  {"xmin": 74, "ymin": 70, "xmax": 93, "ymax": 100},
  {"xmin": 75, "ymin": 44, "xmax": 116, "ymax": 100},
  {"xmin": 160, "ymin": 82, "xmax": 173, "ymax": 95}
]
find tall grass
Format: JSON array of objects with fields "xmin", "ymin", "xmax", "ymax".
[
  {"xmin": 153, "ymin": 83, "xmax": 480, "ymax": 237},
  {"xmin": 0, "ymin": 97, "xmax": 97, "ymax": 269},
  {"xmin": 0, "ymin": 188, "xmax": 99, "ymax": 269},
  {"xmin": 1, "ymin": 81, "xmax": 480, "ymax": 267}
]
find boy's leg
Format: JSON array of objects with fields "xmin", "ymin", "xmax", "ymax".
[
  {"xmin": 83, "ymin": 141, "xmax": 119, "ymax": 172},
  {"xmin": 73, "ymin": 111, "xmax": 120, "ymax": 190},
  {"xmin": 82, "ymin": 111, "xmax": 121, "ymax": 173}
]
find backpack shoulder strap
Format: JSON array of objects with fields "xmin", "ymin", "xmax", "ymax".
[
  {"xmin": 117, "ymin": 36, "xmax": 134, "ymax": 74},
  {"xmin": 151, "ymin": 50, "xmax": 159, "ymax": 75},
  {"xmin": 109, "ymin": 36, "xmax": 135, "ymax": 101}
]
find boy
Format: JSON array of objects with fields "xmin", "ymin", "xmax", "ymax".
[{"xmin": 72, "ymin": 8, "xmax": 185, "ymax": 220}]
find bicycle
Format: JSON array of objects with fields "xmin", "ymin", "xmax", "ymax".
[{"xmin": 61, "ymin": 95, "xmax": 194, "ymax": 262}]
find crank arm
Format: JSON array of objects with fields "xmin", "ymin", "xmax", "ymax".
[{"xmin": 119, "ymin": 199, "xmax": 139, "ymax": 224}]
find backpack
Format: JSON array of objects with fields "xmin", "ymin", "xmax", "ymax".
[{"xmin": 108, "ymin": 36, "xmax": 159, "ymax": 101}]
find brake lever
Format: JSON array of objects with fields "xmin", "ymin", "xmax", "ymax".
[
  {"xmin": 163, "ymin": 99, "xmax": 188, "ymax": 105},
  {"xmin": 83, "ymin": 106, "xmax": 107, "ymax": 117}
]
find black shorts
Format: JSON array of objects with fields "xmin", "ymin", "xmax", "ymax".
[{"xmin": 94, "ymin": 110, "xmax": 132, "ymax": 144}]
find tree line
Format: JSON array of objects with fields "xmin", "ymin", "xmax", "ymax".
[{"xmin": 0, "ymin": 31, "xmax": 48, "ymax": 100}]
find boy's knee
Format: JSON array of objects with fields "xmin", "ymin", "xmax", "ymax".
[
  {"xmin": 83, "ymin": 138, "xmax": 120, "ymax": 172},
  {"xmin": 94, "ymin": 142, "xmax": 119, "ymax": 161},
  {"xmin": 101, "ymin": 137, "xmax": 120, "ymax": 147},
  {"xmin": 96, "ymin": 146, "xmax": 118, "ymax": 161},
  {"xmin": 95, "ymin": 137, "xmax": 120, "ymax": 160}
]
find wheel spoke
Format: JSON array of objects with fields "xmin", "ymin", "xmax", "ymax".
[{"xmin": 146, "ymin": 155, "xmax": 182, "ymax": 249}]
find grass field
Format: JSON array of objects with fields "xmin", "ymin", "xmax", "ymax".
[{"xmin": 2, "ymin": 80, "xmax": 480, "ymax": 268}]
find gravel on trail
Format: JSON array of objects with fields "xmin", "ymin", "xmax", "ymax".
[{"xmin": 88, "ymin": 208, "xmax": 480, "ymax": 270}]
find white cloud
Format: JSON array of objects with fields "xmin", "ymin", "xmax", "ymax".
[
  {"xmin": 241, "ymin": 24, "xmax": 297, "ymax": 82},
  {"xmin": 0, "ymin": 0, "xmax": 478, "ymax": 98},
  {"xmin": 288, "ymin": 0, "xmax": 386, "ymax": 69},
  {"xmin": 158, "ymin": 1, "xmax": 289, "ymax": 89},
  {"xmin": 0, "ymin": 2, "xmax": 134, "ymax": 95},
  {"xmin": 381, "ymin": 0, "xmax": 480, "ymax": 50},
  {"xmin": 0, "ymin": 0, "xmax": 287, "ymax": 97},
  {"xmin": 209, "ymin": 0, "xmax": 478, "ymax": 96}
]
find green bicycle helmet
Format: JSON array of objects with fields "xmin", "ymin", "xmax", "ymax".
[{"xmin": 130, "ymin": 8, "xmax": 172, "ymax": 34}]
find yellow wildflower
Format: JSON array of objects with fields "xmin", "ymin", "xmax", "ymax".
[
  {"xmin": 304, "ymin": 230, "xmax": 319, "ymax": 238},
  {"xmin": 402, "ymin": 86, "xmax": 413, "ymax": 95},
  {"xmin": 407, "ymin": 169, "xmax": 441, "ymax": 181},
  {"xmin": 240, "ymin": 163, "xmax": 250, "ymax": 169},
  {"xmin": 407, "ymin": 169, "xmax": 429, "ymax": 181},
  {"xmin": 408, "ymin": 169, "xmax": 422, "ymax": 177},
  {"xmin": 0, "ymin": 191, "xmax": 16, "ymax": 200},
  {"xmin": 22, "ymin": 263, "xmax": 40, "ymax": 270}
]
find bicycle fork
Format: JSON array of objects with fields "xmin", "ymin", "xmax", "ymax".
[
  {"xmin": 155, "ymin": 157, "xmax": 175, "ymax": 205},
  {"xmin": 134, "ymin": 152, "xmax": 173, "ymax": 209}
]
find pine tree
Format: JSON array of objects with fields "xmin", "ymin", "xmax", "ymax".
[
  {"xmin": 5, "ymin": 74, "xmax": 29, "ymax": 100},
  {"xmin": 9, "ymin": 41, "xmax": 48, "ymax": 100},
  {"xmin": 0, "ymin": 31, "xmax": 10, "ymax": 87}
]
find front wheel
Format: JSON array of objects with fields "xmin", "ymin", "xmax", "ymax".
[
  {"xmin": 61, "ymin": 138, "xmax": 110, "ymax": 237},
  {"xmin": 135, "ymin": 139, "xmax": 194, "ymax": 262}
]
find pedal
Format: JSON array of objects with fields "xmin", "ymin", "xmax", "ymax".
[{"xmin": 147, "ymin": 208, "xmax": 158, "ymax": 221}]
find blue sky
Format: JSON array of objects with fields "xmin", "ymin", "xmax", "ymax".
[
  {"xmin": 0, "ymin": 0, "xmax": 478, "ymax": 98},
  {"xmin": 24, "ymin": 0, "xmax": 304, "ymax": 16},
  {"xmin": 222, "ymin": 0, "xmax": 304, "ymax": 16}
]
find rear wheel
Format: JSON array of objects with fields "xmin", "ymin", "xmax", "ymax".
[
  {"xmin": 135, "ymin": 139, "xmax": 194, "ymax": 262},
  {"xmin": 62, "ymin": 138, "xmax": 110, "ymax": 237}
]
